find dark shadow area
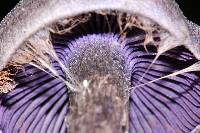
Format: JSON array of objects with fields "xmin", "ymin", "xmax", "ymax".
[
  {"xmin": 0, "ymin": 0, "xmax": 20, "ymax": 20},
  {"xmin": 176, "ymin": 0, "xmax": 200, "ymax": 24}
]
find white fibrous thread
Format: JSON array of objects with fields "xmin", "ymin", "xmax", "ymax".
[{"xmin": 6, "ymin": 12, "xmax": 200, "ymax": 95}]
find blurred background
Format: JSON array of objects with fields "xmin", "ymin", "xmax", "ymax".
[{"xmin": 0, "ymin": 0, "xmax": 199, "ymax": 24}]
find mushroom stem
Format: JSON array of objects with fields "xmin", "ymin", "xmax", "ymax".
[{"xmin": 66, "ymin": 75, "xmax": 129, "ymax": 133}]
